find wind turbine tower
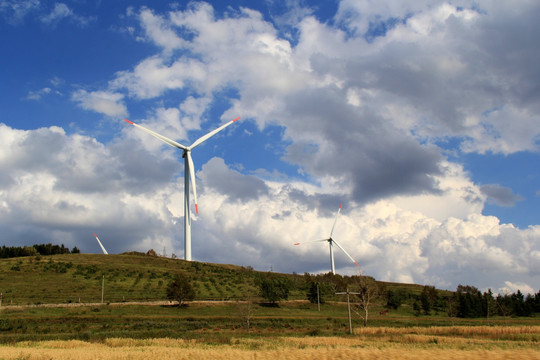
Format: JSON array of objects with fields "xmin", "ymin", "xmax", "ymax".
[
  {"xmin": 295, "ymin": 203, "xmax": 360, "ymax": 274},
  {"xmin": 124, "ymin": 116, "xmax": 239, "ymax": 261}
]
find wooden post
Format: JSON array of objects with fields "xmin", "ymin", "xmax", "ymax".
[
  {"xmin": 317, "ymin": 284, "xmax": 320, "ymax": 312},
  {"xmin": 101, "ymin": 275, "xmax": 105, "ymax": 304},
  {"xmin": 336, "ymin": 288, "xmax": 361, "ymax": 334}
]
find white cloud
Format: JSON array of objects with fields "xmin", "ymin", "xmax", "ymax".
[
  {"xmin": 40, "ymin": 3, "xmax": 73, "ymax": 24},
  {"xmin": 40, "ymin": 2, "xmax": 93, "ymax": 27},
  {"xmin": 0, "ymin": 0, "xmax": 39, "ymax": 24},
  {"xmin": 72, "ymin": 90, "xmax": 128, "ymax": 117},
  {"xmin": 194, "ymin": 161, "xmax": 539, "ymax": 291},
  {"xmin": 111, "ymin": 56, "xmax": 206, "ymax": 99},
  {"xmin": 391, "ymin": 161, "xmax": 484, "ymax": 221},
  {"xmin": 138, "ymin": 7, "xmax": 185, "ymax": 51},
  {"xmin": 26, "ymin": 87, "xmax": 52, "ymax": 101},
  {"xmin": 26, "ymin": 78, "xmax": 64, "ymax": 101},
  {"xmin": 0, "ymin": 123, "xmax": 181, "ymax": 254},
  {"xmin": 499, "ymin": 281, "xmax": 535, "ymax": 296}
]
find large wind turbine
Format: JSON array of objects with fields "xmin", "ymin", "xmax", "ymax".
[
  {"xmin": 124, "ymin": 116, "xmax": 240, "ymax": 261},
  {"xmin": 294, "ymin": 203, "xmax": 359, "ymax": 274},
  {"xmin": 93, "ymin": 233, "xmax": 109, "ymax": 255}
]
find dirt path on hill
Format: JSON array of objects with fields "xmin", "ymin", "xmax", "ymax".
[{"xmin": 0, "ymin": 299, "xmax": 309, "ymax": 309}]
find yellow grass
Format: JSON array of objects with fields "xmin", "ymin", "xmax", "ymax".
[{"xmin": 1, "ymin": 326, "xmax": 539, "ymax": 360}]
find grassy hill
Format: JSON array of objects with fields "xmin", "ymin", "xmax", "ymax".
[
  {"xmin": 0, "ymin": 252, "xmax": 435, "ymax": 307},
  {"xmin": 0, "ymin": 253, "xmax": 264, "ymax": 305}
]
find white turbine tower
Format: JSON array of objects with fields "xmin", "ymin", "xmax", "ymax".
[
  {"xmin": 93, "ymin": 233, "xmax": 109, "ymax": 255},
  {"xmin": 294, "ymin": 203, "xmax": 359, "ymax": 274},
  {"xmin": 124, "ymin": 116, "xmax": 240, "ymax": 261}
]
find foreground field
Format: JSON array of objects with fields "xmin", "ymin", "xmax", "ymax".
[
  {"xmin": 1, "ymin": 254, "xmax": 538, "ymax": 358},
  {"xmin": 1, "ymin": 326, "xmax": 539, "ymax": 360}
]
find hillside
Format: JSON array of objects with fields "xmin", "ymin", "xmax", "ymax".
[
  {"xmin": 0, "ymin": 252, "xmax": 425, "ymax": 307},
  {"xmin": 0, "ymin": 253, "xmax": 256, "ymax": 305}
]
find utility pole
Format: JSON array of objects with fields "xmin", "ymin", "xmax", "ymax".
[
  {"xmin": 336, "ymin": 288, "xmax": 361, "ymax": 334},
  {"xmin": 101, "ymin": 275, "xmax": 105, "ymax": 304},
  {"xmin": 317, "ymin": 284, "xmax": 320, "ymax": 312}
]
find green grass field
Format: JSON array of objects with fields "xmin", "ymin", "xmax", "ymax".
[{"xmin": 1, "ymin": 300, "xmax": 538, "ymax": 344}]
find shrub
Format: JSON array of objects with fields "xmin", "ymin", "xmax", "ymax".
[{"xmin": 166, "ymin": 273, "xmax": 195, "ymax": 306}]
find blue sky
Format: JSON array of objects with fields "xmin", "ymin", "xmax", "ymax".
[{"xmin": 0, "ymin": 0, "xmax": 539, "ymax": 294}]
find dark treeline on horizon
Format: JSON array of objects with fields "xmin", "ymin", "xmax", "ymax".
[
  {"xmin": 0, "ymin": 243, "xmax": 80, "ymax": 258},
  {"xmin": 302, "ymin": 273, "xmax": 540, "ymax": 319},
  {"xmin": 387, "ymin": 283, "xmax": 540, "ymax": 319},
  {"xmin": 450, "ymin": 284, "xmax": 540, "ymax": 318}
]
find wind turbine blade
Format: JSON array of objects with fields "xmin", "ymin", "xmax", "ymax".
[
  {"xmin": 189, "ymin": 116, "xmax": 240, "ymax": 150},
  {"xmin": 93, "ymin": 233, "xmax": 109, "ymax": 255},
  {"xmin": 329, "ymin": 203, "xmax": 342, "ymax": 238},
  {"xmin": 294, "ymin": 239, "xmax": 329, "ymax": 245},
  {"xmin": 187, "ymin": 152, "xmax": 198, "ymax": 214},
  {"xmin": 124, "ymin": 119, "xmax": 188, "ymax": 150},
  {"xmin": 332, "ymin": 239, "xmax": 360, "ymax": 268}
]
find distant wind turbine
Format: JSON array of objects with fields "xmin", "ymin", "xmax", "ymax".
[
  {"xmin": 93, "ymin": 233, "xmax": 109, "ymax": 255},
  {"xmin": 124, "ymin": 116, "xmax": 240, "ymax": 261},
  {"xmin": 294, "ymin": 203, "xmax": 359, "ymax": 274}
]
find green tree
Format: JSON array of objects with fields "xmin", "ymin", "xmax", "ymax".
[
  {"xmin": 166, "ymin": 273, "xmax": 195, "ymax": 306},
  {"xmin": 420, "ymin": 292, "xmax": 431, "ymax": 315},
  {"xmin": 413, "ymin": 301, "xmax": 421, "ymax": 316},
  {"xmin": 420, "ymin": 285, "xmax": 438, "ymax": 315},
  {"xmin": 258, "ymin": 274, "xmax": 292, "ymax": 305},
  {"xmin": 307, "ymin": 281, "xmax": 333, "ymax": 305},
  {"xmin": 456, "ymin": 284, "xmax": 483, "ymax": 318},
  {"xmin": 386, "ymin": 289, "xmax": 407, "ymax": 310}
]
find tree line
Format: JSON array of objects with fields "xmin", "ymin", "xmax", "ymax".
[
  {"xmin": 449, "ymin": 285, "xmax": 540, "ymax": 318},
  {"xmin": 0, "ymin": 243, "xmax": 80, "ymax": 258},
  {"xmin": 246, "ymin": 273, "xmax": 540, "ymax": 320},
  {"xmin": 390, "ymin": 284, "xmax": 540, "ymax": 318}
]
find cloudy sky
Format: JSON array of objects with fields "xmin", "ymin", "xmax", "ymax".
[{"xmin": 1, "ymin": 0, "xmax": 539, "ymax": 294}]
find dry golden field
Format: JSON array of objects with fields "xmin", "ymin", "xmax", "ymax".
[{"xmin": 1, "ymin": 326, "xmax": 539, "ymax": 360}]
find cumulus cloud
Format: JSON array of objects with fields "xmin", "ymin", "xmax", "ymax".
[
  {"xmin": 26, "ymin": 78, "xmax": 64, "ymax": 101},
  {"xmin": 40, "ymin": 3, "xmax": 72, "ymax": 24},
  {"xmin": 40, "ymin": 2, "xmax": 94, "ymax": 27},
  {"xmin": 499, "ymin": 281, "xmax": 536, "ymax": 296},
  {"xmin": 26, "ymin": 87, "xmax": 53, "ymax": 101},
  {"xmin": 72, "ymin": 90, "xmax": 128, "ymax": 117},
  {"xmin": 199, "ymin": 157, "xmax": 270, "ymax": 202},
  {"xmin": 0, "ymin": 0, "xmax": 39, "ymax": 24},
  {"xmin": 111, "ymin": 56, "xmax": 206, "ymax": 99},
  {"xmin": 0, "ymin": 123, "xmax": 182, "ymax": 254},
  {"xmin": 138, "ymin": 7, "xmax": 185, "ymax": 51},
  {"xmin": 480, "ymin": 184, "xmax": 523, "ymax": 207}
]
